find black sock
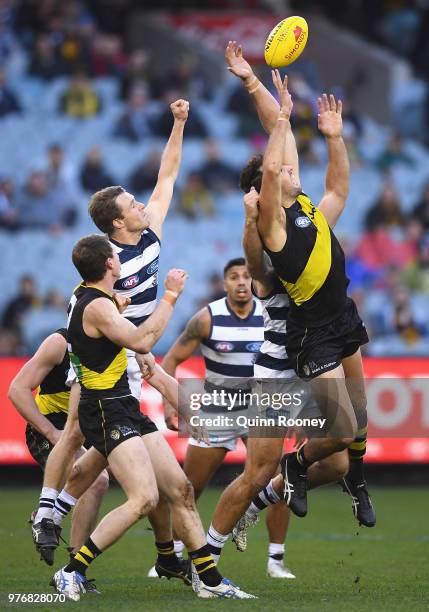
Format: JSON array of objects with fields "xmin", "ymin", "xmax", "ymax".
[
  {"xmin": 189, "ymin": 545, "xmax": 222, "ymax": 587},
  {"xmin": 296, "ymin": 446, "xmax": 312, "ymax": 469},
  {"xmin": 64, "ymin": 537, "xmax": 101, "ymax": 576},
  {"xmin": 156, "ymin": 540, "xmax": 178, "ymax": 568},
  {"xmin": 347, "ymin": 457, "xmax": 365, "ymax": 484}
]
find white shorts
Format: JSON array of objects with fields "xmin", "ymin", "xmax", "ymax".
[
  {"xmin": 189, "ymin": 409, "xmax": 248, "ymax": 451},
  {"xmin": 126, "ymin": 349, "xmax": 143, "ymax": 401}
]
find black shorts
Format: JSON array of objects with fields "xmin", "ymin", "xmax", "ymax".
[
  {"xmin": 25, "ymin": 412, "xmax": 67, "ymax": 470},
  {"xmin": 287, "ymin": 297, "xmax": 369, "ymax": 380},
  {"xmin": 78, "ymin": 395, "xmax": 157, "ymax": 458}
]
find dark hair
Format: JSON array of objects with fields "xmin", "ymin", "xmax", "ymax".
[
  {"xmin": 72, "ymin": 234, "xmax": 114, "ymax": 282},
  {"xmin": 224, "ymin": 257, "xmax": 246, "ymax": 278},
  {"xmin": 239, "ymin": 154, "xmax": 263, "ymax": 193},
  {"xmin": 88, "ymin": 185, "xmax": 125, "ymax": 235}
]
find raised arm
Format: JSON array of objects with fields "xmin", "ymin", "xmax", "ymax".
[
  {"xmin": 146, "ymin": 99, "xmax": 189, "ymax": 238},
  {"xmin": 242, "ymin": 186, "xmax": 275, "ymax": 291},
  {"xmin": 161, "ymin": 307, "xmax": 211, "ymax": 377},
  {"xmin": 226, "ymin": 41, "xmax": 299, "ymax": 181},
  {"xmin": 317, "ymin": 94, "xmax": 349, "ymax": 228},
  {"xmin": 86, "ymin": 269, "xmax": 188, "ymax": 354},
  {"xmin": 8, "ymin": 332, "xmax": 67, "ymax": 444},
  {"xmin": 257, "ymin": 71, "xmax": 291, "ymax": 252}
]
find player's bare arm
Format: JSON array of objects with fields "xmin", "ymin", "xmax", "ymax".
[
  {"xmin": 317, "ymin": 93, "xmax": 349, "ymax": 228},
  {"xmin": 257, "ymin": 71, "xmax": 292, "ymax": 251},
  {"xmin": 161, "ymin": 307, "xmax": 210, "ymax": 430},
  {"xmin": 146, "ymin": 99, "xmax": 189, "ymax": 238},
  {"xmin": 85, "ymin": 269, "xmax": 188, "ymax": 353},
  {"xmin": 8, "ymin": 332, "xmax": 67, "ymax": 444},
  {"xmin": 226, "ymin": 41, "xmax": 299, "ymax": 180},
  {"xmin": 242, "ymin": 187, "xmax": 275, "ymax": 295}
]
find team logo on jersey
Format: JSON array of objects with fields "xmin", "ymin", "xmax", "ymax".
[
  {"xmin": 110, "ymin": 429, "xmax": 120, "ymax": 440},
  {"xmin": 246, "ymin": 342, "xmax": 263, "ymax": 352},
  {"xmin": 147, "ymin": 260, "xmax": 159, "ymax": 275},
  {"xmin": 295, "ymin": 216, "xmax": 311, "ymax": 228},
  {"xmin": 215, "ymin": 341, "xmax": 234, "ymax": 352},
  {"xmin": 122, "ymin": 274, "xmax": 139, "ymax": 289}
]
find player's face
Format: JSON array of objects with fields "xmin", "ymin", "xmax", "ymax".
[
  {"xmin": 280, "ymin": 164, "xmax": 301, "ymax": 199},
  {"xmin": 116, "ymin": 191, "xmax": 150, "ymax": 232},
  {"xmin": 224, "ymin": 265, "xmax": 252, "ymax": 305}
]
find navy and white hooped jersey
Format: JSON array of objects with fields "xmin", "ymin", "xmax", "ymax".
[
  {"xmin": 201, "ymin": 297, "xmax": 264, "ymax": 385},
  {"xmin": 254, "ymin": 279, "xmax": 295, "ymax": 379},
  {"xmin": 110, "ymin": 228, "xmax": 160, "ymax": 327}
]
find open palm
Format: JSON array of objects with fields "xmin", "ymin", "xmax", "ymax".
[
  {"xmin": 317, "ymin": 93, "xmax": 343, "ymax": 138},
  {"xmin": 225, "ymin": 40, "xmax": 252, "ymax": 80}
]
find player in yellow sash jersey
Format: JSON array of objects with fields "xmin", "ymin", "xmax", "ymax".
[{"xmin": 8, "ymin": 329, "xmax": 109, "ymax": 589}]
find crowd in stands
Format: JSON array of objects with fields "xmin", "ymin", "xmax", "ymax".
[{"xmin": 1, "ymin": 0, "xmax": 429, "ymax": 356}]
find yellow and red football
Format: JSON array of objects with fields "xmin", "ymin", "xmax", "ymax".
[{"xmin": 264, "ymin": 16, "xmax": 309, "ymax": 68}]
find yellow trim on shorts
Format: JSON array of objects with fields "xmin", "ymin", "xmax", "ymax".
[{"xmin": 98, "ymin": 399, "xmax": 108, "ymax": 457}]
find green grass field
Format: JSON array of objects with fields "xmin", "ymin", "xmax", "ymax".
[{"xmin": 1, "ymin": 486, "xmax": 428, "ymax": 611}]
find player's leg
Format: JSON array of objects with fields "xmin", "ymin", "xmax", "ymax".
[
  {"xmin": 281, "ymin": 364, "xmax": 357, "ymax": 517},
  {"xmin": 208, "ymin": 436, "xmax": 284, "ymax": 561},
  {"xmin": 341, "ymin": 349, "xmax": 376, "ymax": 526},
  {"xmin": 142, "ymin": 431, "xmax": 226, "ymax": 590},
  {"xmin": 265, "ymin": 502, "xmax": 295, "ymax": 579},
  {"xmin": 184, "ymin": 443, "xmax": 228, "ymax": 500},
  {"xmin": 52, "ymin": 436, "xmax": 159, "ymax": 601}
]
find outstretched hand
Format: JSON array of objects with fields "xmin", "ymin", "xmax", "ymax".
[
  {"xmin": 170, "ymin": 99, "xmax": 189, "ymax": 122},
  {"xmin": 271, "ymin": 69, "xmax": 293, "ymax": 118},
  {"xmin": 225, "ymin": 40, "xmax": 253, "ymax": 80},
  {"xmin": 243, "ymin": 186, "xmax": 260, "ymax": 221},
  {"xmin": 317, "ymin": 93, "xmax": 343, "ymax": 138}
]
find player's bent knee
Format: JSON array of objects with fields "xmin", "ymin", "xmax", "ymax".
[
  {"xmin": 168, "ymin": 477, "xmax": 196, "ymax": 508},
  {"xmin": 89, "ymin": 470, "xmax": 109, "ymax": 498},
  {"xmin": 130, "ymin": 492, "xmax": 159, "ymax": 520}
]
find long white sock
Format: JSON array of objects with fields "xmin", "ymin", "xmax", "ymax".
[
  {"xmin": 268, "ymin": 542, "xmax": 285, "ymax": 563},
  {"xmin": 34, "ymin": 487, "xmax": 58, "ymax": 523},
  {"xmin": 174, "ymin": 539, "xmax": 185, "ymax": 559},
  {"xmin": 52, "ymin": 489, "xmax": 77, "ymax": 526},
  {"xmin": 207, "ymin": 524, "xmax": 229, "ymax": 564},
  {"xmin": 247, "ymin": 479, "xmax": 281, "ymax": 518}
]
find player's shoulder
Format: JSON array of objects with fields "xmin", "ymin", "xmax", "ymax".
[{"xmin": 207, "ymin": 296, "xmax": 228, "ymax": 316}]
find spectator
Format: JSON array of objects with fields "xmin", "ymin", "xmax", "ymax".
[
  {"xmin": 375, "ymin": 133, "xmax": 415, "ymax": 172},
  {"xmin": 21, "ymin": 288, "xmax": 67, "ymax": 353},
  {"xmin": 364, "ymin": 183, "xmax": 404, "ymax": 232},
  {"xmin": 90, "ymin": 33, "xmax": 127, "ymax": 77},
  {"xmin": 198, "ymin": 140, "xmax": 238, "ymax": 193},
  {"xmin": 0, "ymin": 175, "xmax": 18, "ymax": 230},
  {"xmin": 114, "ymin": 84, "xmax": 153, "ymax": 141},
  {"xmin": 15, "ymin": 170, "xmax": 61, "ymax": 230},
  {"xmin": 28, "ymin": 34, "xmax": 64, "ymax": 81},
  {"xmin": 80, "ymin": 146, "xmax": 115, "ymax": 192},
  {"xmin": 412, "ymin": 181, "xmax": 429, "ymax": 231},
  {"xmin": 154, "ymin": 89, "xmax": 208, "ymax": 139},
  {"xmin": 178, "ymin": 172, "xmax": 215, "ymax": 218},
  {"xmin": 402, "ymin": 234, "xmax": 429, "ymax": 295},
  {"xmin": 0, "ymin": 67, "xmax": 21, "ymax": 117},
  {"xmin": 59, "ymin": 72, "xmax": 101, "ymax": 118},
  {"xmin": 392, "ymin": 285, "xmax": 423, "ymax": 345},
  {"xmin": 128, "ymin": 148, "xmax": 162, "ymax": 194},
  {"xmin": 44, "ymin": 143, "xmax": 79, "ymax": 227},
  {"xmin": 0, "ymin": 328, "xmax": 22, "ymax": 356},
  {"xmin": 226, "ymin": 81, "xmax": 260, "ymax": 138},
  {"xmin": 1, "ymin": 275, "xmax": 39, "ymax": 331},
  {"xmin": 120, "ymin": 48, "xmax": 150, "ymax": 100}
]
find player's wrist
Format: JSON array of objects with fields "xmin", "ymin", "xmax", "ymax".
[{"xmin": 162, "ymin": 290, "xmax": 179, "ymax": 306}]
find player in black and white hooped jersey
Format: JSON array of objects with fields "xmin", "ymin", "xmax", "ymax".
[{"xmin": 160, "ymin": 257, "xmax": 293, "ymax": 579}]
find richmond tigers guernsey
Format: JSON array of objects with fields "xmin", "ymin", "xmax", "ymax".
[
  {"xmin": 35, "ymin": 328, "xmax": 70, "ymax": 415},
  {"xmin": 67, "ymin": 285, "xmax": 131, "ymax": 400},
  {"xmin": 265, "ymin": 193, "xmax": 349, "ymax": 328}
]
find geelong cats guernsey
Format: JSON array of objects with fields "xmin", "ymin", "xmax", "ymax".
[
  {"xmin": 110, "ymin": 227, "xmax": 160, "ymax": 326},
  {"xmin": 201, "ymin": 297, "xmax": 264, "ymax": 387}
]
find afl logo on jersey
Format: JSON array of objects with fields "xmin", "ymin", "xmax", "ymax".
[
  {"xmin": 215, "ymin": 341, "xmax": 234, "ymax": 352},
  {"xmin": 147, "ymin": 260, "xmax": 159, "ymax": 275},
  {"xmin": 122, "ymin": 274, "xmax": 139, "ymax": 289},
  {"xmin": 295, "ymin": 216, "xmax": 311, "ymax": 228},
  {"xmin": 246, "ymin": 342, "xmax": 263, "ymax": 352}
]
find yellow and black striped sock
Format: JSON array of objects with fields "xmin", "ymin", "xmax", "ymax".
[
  {"xmin": 156, "ymin": 540, "xmax": 177, "ymax": 568},
  {"xmin": 348, "ymin": 426, "xmax": 367, "ymax": 482},
  {"xmin": 64, "ymin": 538, "xmax": 101, "ymax": 576},
  {"xmin": 189, "ymin": 545, "xmax": 222, "ymax": 587}
]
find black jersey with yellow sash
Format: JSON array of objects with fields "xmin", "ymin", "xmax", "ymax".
[
  {"xmin": 35, "ymin": 328, "xmax": 70, "ymax": 415},
  {"xmin": 67, "ymin": 285, "xmax": 131, "ymax": 400},
  {"xmin": 265, "ymin": 193, "xmax": 349, "ymax": 328}
]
